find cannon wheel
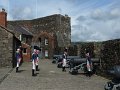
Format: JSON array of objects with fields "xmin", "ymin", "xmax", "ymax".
[
  {"xmin": 52, "ymin": 60, "xmax": 56, "ymax": 64},
  {"xmin": 104, "ymin": 81, "xmax": 114, "ymax": 90},
  {"xmin": 112, "ymin": 85, "xmax": 120, "ymax": 90},
  {"xmin": 69, "ymin": 68, "xmax": 78, "ymax": 75},
  {"xmin": 57, "ymin": 63, "xmax": 62, "ymax": 68},
  {"xmin": 82, "ymin": 64, "xmax": 87, "ymax": 73}
]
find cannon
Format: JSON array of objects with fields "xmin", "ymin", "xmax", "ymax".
[
  {"xmin": 67, "ymin": 56, "xmax": 80, "ymax": 59},
  {"xmin": 69, "ymin": 58, "xmax": 99, "ymax": 75},
  {"xmin": 56, "ymin": 56, "xmax": 81, "ymax": 68},
  {"xmin": 52, "ymin": 55, "xmax": 62, "ymax": 64},
  {"xmin": 104, "ymin": 65, "xmax": 120, "ymax": 90},
  {"xmin": 107, "ymin": 66, "xmax": 120, "ymax": 78}
]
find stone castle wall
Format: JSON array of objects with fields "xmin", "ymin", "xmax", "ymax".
[
  {"xmin": 8, "ymin": 14, "xmax": 71, "ymax": 47},
  {"xmin": 71, "ymin": 42, "xmax": 101, "ymax": 58},
  {"xmin": 0, "ymin": 27, "xmax": 13, "ymax": 67},
  {"xmin": 71, "ymin": 39, "xmax": 120, "ymax": 77},
  {"xmin": 99, "ymin": 39, "xmax": 120, "ymax": 76}
]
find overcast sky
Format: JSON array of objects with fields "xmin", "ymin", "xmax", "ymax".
[{"xmin": 0, "ymin": 0, "xmax": 120, "ymax": 42}]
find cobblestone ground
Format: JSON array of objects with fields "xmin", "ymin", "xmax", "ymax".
[
  {"xmin": 0, "ymin": 67, "xmax": 13, "ymax": 84},
  {"xmin": 0, "ymin": 59, "xmax": 109, "ymax": 90}
]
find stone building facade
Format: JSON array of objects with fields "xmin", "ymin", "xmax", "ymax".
[
  {"xmin": 0, "ymin": 26, "xmax": 13, "ymax": 67},
  {"xmin": 0, "ymin": 25, "xmax": 21, "ymax": 67},
  {"xmin": 8, "ymin": 14, "xmax": 71, "ymax": 58},
  {"xmin": 0, "ymin": 9, "xmax": 22, "ymax": 67},
  {"xmin": 33, "ymin": 31, "xmax": 55, "ymax": 58},
  {"xmin": 99, "ymin": 39, "xmax": 120, "ymax": 76},
  {"xmin": 7, "ymin": 25, "xmax": 33, "ymax": 62},
  {"xmin": 0, "ymin": 8, "xmax": 71, "ymax": 65},
  {"xmin": 71, "ymin": 40, "xmax": 120, "ymax": 77}
]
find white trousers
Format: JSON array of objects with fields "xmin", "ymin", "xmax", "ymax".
[
  {"xmin": 62, "ymin": 59, "xmax": 67, "ymax": 67},
  {"xmin": 17, "ymin": 58, "xmax": 21, "ymax": 67},
  {"xmin": 32, "ymin": 59, "xmax": 39, "ymax": 69},
  {"xmin": 32, "ymin": 60, "xmax": 36, "ymax": 70},
  {"xmin": 36, "ymin": 59, "xmax": 39, "ymax": 66},
  {"xmin": 17, "ymin": 62, "xmax": 19, "ymax": 67},
  {"xmin": 87, "ymin": 60, "xmax": 92, "ymax": 71}
]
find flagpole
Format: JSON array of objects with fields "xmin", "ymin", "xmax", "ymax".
[
  {"xmin": 8, "ymin": 0, "xmax": 9, "ymax": 16},
  {"xmin": 36, "ymin": 0, "xmax": 38, "ymax": 18}
]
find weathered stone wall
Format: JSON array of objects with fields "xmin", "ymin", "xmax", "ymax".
[
  {"xmin": 68, "ymin": 45, "xmax": 78, "ymax": 56},
  {"xmin": 7, "ymin": 14, "xmax": 71, "ymax": 58},
  {"xmin": 33, "ymin": 32, "xmax": 55, "ymax": 58},
  {"xmin": 99, "ymin": 39, "xmax": 120, "ymax": 76},
  {"xmin": 70, "ymin": 42, "xmax": 102, "ymax": 58},
  {"xmin": 55, "ymin": 42, "xmax": 101, "ymax": 57},
  {"xmin": 56, "ymin": 15, "xmax": 71, "ymax": 47},
  {"xmin": 0, "ymin": 27, "xmax": 13, "ymax": 67},
  {"xmin": 93, "ymin": 42, "xmax": 102, "ymax": 58},
  {"xmin": 32, "ymin": 14, "xmax": 71, "ymax": 47},
  {"xmin": 71, "ymin": 42, "xmax": 96, "ymax": 57},
  {"xmin": 71, "ymin": 40, "xmax": 120, "ymax": 77},
  {"xmin": 8, "ymin": 14, "xmax": 71, "ymax": 48}
]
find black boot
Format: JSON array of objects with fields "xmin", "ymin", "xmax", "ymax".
[
  {"xmin": 62, "ymin": 67, "xmax": 65, "ymax": 72},
  {"xmin": 32, "ymin": 69, "xmax": 36, "ymax": 76},
  {"xmin": 62, "ymin": 67, "xmax": 64, "ymax": 71},
  {"xmin": 36, "ymin": 65, "xmax": 39, "ymax": 71},
  {"xmin": 64, "ymin": 67, "xmax": 66, "ymax": 72},
  {"xmin": 88, "ymin": 71, "xmax": 92, "ymax": 77},
  {"xmin": 16, "ymin": 67, "xmax": 19, "ymax": 73}
]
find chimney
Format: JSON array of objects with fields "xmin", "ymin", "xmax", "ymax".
[{"xmin": 0, "ymin": 8, "xmax": 7, "ymax": 27}]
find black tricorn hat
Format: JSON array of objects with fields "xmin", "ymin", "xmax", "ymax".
[
  {"xmin": 85, "ymin": 48, "xmax": 89, "ymax": 53},
  {"xmin": 64, "ymin": 48, "xmax": 68, "ymax": 52}
]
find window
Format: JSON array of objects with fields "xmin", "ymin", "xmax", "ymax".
[
  {"xmin": 45, "ymin": 50, "xmax": 48, "ymax": 57},
  {"xmin": 23, "ymin": 48, "xmax": 27, "ymax": 54},
  {"xmin": 22, "ymin": 37, "xmax": 26, "ymax": 43},
  {"xmin": 39, "ymin": 38, "xmax": 41, "ymax": 47},
  {"xmin": 39, "ymin": 38, "xmax": 41, "ymax": 42},
  {"xmin": 45, "ymin": 38, "xmax": 48, "ymax": 45}
]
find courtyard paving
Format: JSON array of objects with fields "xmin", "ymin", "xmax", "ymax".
[{"xmin": 0, "ymin": 59, "xmax": 109, "ymax": 90}]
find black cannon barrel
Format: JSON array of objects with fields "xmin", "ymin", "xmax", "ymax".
[
  {"xmin": 53, "ymin": 55, "xmax": 62, "ymax": 59},
  {"xmin": 53, "ymin": 55, "xmax": 81, "ymax": 60},
  {"xmin": 69, "ymin": 58, "xmax": 99, "ymax": 64},
  {"xmin": 53, "ymin": 55, "xmax": 81, "ymax": 62},
  {"xmin": 52, "ymin": 55, "xmax": 62, "ymax": 64},
  {"xmin": 67, "ymin": 56, "xmax": 80, "ymax": 59}
]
